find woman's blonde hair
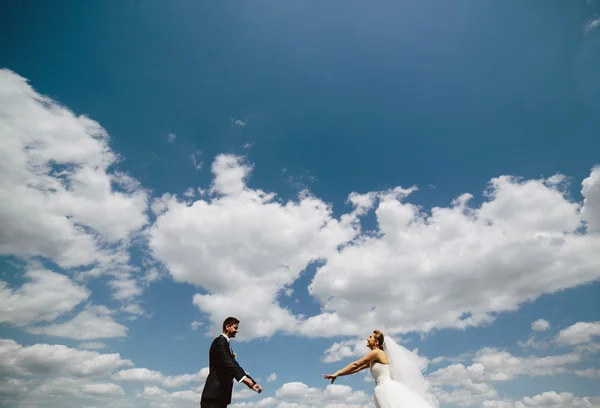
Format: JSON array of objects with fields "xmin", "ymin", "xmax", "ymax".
[{"xmin": 373, "ymin": 330, "xmax": 385, "ymax": 350}]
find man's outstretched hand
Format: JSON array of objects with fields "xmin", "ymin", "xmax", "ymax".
[{"xmin": 242, "ymin": 378, "xmax": 262, "ymax": 393}]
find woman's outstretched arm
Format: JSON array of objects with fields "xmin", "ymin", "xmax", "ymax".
[{"xmin": 324, "ymin": 350, "xmax": 379, "ymax": 383}]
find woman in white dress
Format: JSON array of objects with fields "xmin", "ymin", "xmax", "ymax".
[{"xmin": 324, "ymin": 330, "xmax": 439, "ymax": 408}]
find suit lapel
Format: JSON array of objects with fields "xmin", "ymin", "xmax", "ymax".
[{"xmin": 222, "ymin": 335, "xmax": 234, "ymax": 356}]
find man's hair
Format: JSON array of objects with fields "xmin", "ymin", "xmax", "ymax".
[{"xmin": 223, "ymin": 317, "xmax": 240, "ymax": 331}]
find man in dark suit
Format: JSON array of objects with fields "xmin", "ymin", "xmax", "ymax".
[{"xmin": 200, "ymin": 317, "xmax": 262, "ymax": 408}]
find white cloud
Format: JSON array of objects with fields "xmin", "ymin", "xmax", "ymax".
[
  {"xmin": 109, "ymin": 277, "xmax": 144, "ymax": 300},
  {"xmin": 426, "ymin": 342, "xmax": 600, "ymax": 407},
  {"xmin": 2, "ymin": 67, "xmax": 600, "ymax": 408},
  {"xmin": 190, "ymin": 150, "xmax": 203, "ymax": 170},
  {"xmin": 0, "ymin": 338, "xmax": 215, "ymax": 408},
  {"xmin": 0, "ymin": 267, "xmax": 89, "ymax": 326},
  {"xmin": 430, "ymin": 353, "xmax": 472, "ymax": 366},
  {"xmin": 120, "ymin": 302, "xmax": 148, "ymax": 319},
  {"xmin": 149, "ymin": 154, "xmax": 360, "ymax": 339},
  {"xmin": 531, "ymin": 319, "xmax": 551, "ymax": 332},
  {"xmin": 168, "ymin": 133, "xmax": 177, "ymax": 143},
  {"xmin": 79, "ymin": 342, "xmax": 107, "ymax": 350},
  {"xmin": 322, "ymin": 339, "xmax": 368, "ymax": 362},
  {"xmin": 27, "ymin": 304, "xmax": 128, "ymax": 340},
  {"xmin": 574, "ymin": 368, "xmax": 600, "ymax": 378},
  {"xmin": 138, "ymin": 385, "xmax": 203, "ymax": 408},
  {"xmin": 0, "ymin": 69, "xmax": 150, "ymax": 307},
  {"xmin": 0, "ymin": 338, "xmax": 132, "ymax": 377},
  {"xmin": 434, "ymin": 383, "xmax": 498, "ymax": 407},
  {"xmin": 304, "ymin": 169, "xmax": 600, "ymax": 337},
  {"xmin": 30, "ymin": 376, "xmax": 126, "ymax": 397},
  {"xmin": 484, "ymin": 391, "xmax": 600, "ymax": 408},
  {"xmin": 273, "ymin": 382, "xmax": 370, "ymax": 408},
  {"xmin": 233, "ymin": 388, "xmax": 257, "ymax": 399},
  {"xmin": 582, "ymin": 166, "xmax": 600, "ymax": 230},
  {"xmin": 522, "ymin": 391, "xmax": 574, "ymax": 406},
  {"xmin": 555, "ymin": 321, "xmax": 600, "ymax": 346},
  {"xmin": 429, "ymin": 348, "xmax": 581, "ymax": 389},
  {"xmin": 266, "ymin": 373, "xmax": 278, "ymax": 382},
  {"xmin": 113, "ymin": 367, "xmax": 209, "ymax": 388},
  {"xmin": 0, "ymin": 69, "xmax": 148, "ymax": 263},
  {"xmin": 149, "ymin": 156, "xmax": 600, "ymax": 340},
  {"xmin": 517, "ymin": 335, "xmax": 548, "ymax": 350},
  {"xmin": 232, "ymin": 118, "xmax": 247, "ymax": 127},
  {"xmin": 584, "ymin": 17, "xmax": 600, "ymax": 34},
  {"xmin": 190, "ymin": 320, "xmax": 203, "ymax": 331},
  {"xmin": 83, "ymin": 382, "xmax": 125, "ymax": 395},
  {"xmin": 22, "ymin": 376, "xmax": 127, "ymax": 408},
  {"xmin": 231, "ymin": 397, "xmax": 277, "ymax": 408}
]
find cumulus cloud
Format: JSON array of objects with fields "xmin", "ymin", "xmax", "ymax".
[
  {"xmin": 484, "ymin": 391, "xmax": 600, "ymax": 408},
  {"xmin": 0, "ymin": 267, "xmax": 89, "ymax": 326},
  {"xmin": 574, "ymin": 368, "xmax": 600, "ymax": 379},
  {"xmin": 582, "ymin": 166, "xmax": 600, "ymax": 230},
  {"xmin": 0, "ymin": 338, "xmax": 132, "ymax": 377},
  {"xmin": 322, "ymin": 339, "xmax": 368, "ymax": 363},
  {"xmin": 266, "ymin": 373, "xmax": 278, "ymax": 382},
  {"xmin": 0, "ymin": 339, "xmax": 211, "ymax": 408},
  {"xmin": 517, "ymin": 336, "xmax": 548, "ymax": 350},
  {"xmin": 124, "ymin": 373, "xmax": 370, "ymax": 408},
  {"xmin": 303, "ymin": 170, "xmax": 600, "ymax": 337},
  {"xmin": 531, "ymin": 319, "xmax": 551, "ymax": 332},
  {"xmin": 26, "ymin": 304, "xmax": 128, "ymax": 340},
  {"xmin": 428, "ymin": 347, "xmax": 584, "ymax": 406},
  {"xmin": 2, "ymin": 67, "xmax": 600, "ymax": 408},
  {"xmin": 149, "ymin": 154, "xmax": 360, "ymax": 339},
  {"xmin": 37, "ymin": 376, "xmax": 125, "ymax": 396},
  {"xmin": 79, "ymin": 342, "xmax": 107, "ymax": 350},
  {"xmin": 274, "ymin": 382, "xmax": 370, "ymax": 408},
  {"xmin": 555, "ymin": 321, "xmax": 600, "ymax": 347},
  {"xmin": 149, "ymin": 152, "xmax": 600, "ymax": 340},
  {"xmin": 0, "ymin": 69, "xmax": 150, "ymax": 305},
  {"xmin": 0, "ymin": 69, "xmax": 148, "ymax": 262},
  {"xmin": 429, "ymin": 348, "xmax": 581, "ymax": 387},
  {"xmin": 434, "ymin": 383, "xmax": 498, "ymax": 407},
  {"xmin": 113, "ymin": 367, "xmax": 209, "ymax": 388}
]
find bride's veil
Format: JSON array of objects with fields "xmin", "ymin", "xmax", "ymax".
[{"xmin": 382, "ymin": 335, "xmax": 440, "ymax": 408}]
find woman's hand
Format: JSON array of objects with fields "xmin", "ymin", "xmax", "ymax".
[{"xmin": 323, "ymin": 373, "xmax": 338, "ymax": 384}]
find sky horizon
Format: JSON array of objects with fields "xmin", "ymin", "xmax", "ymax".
[{"xmin": 1, "ymin": 1, "xmax": 600, "ymax": 408}]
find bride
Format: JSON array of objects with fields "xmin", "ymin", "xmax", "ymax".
[{"xmin": 324, "ymin": 330, "xmax": 439, "ymax": 408}]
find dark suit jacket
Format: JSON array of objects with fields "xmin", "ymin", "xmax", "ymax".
[{"xmin": 200, "ymin": 335, "xmax": 254, "ymax": 405}]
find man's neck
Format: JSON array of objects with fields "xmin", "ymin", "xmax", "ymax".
[{"xmin": 221, "ymin": 332, "xmax": 230, "ymax": 341}]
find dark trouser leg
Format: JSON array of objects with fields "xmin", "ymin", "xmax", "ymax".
[{"xmin": 201, "ymin": 399, "xmax": 227, "ymax": 408}]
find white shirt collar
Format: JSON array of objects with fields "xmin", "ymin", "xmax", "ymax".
[{"xmin": 221, "ymin": 333, "xmax": 230, "ymax": 342}]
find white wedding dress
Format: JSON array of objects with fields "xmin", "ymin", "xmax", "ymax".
[
  {"xmin": 369, "ymin": 337, "xmax": 440, "ymax": 408},
  {"xmin": 370, "ymin": 362, "xmax": 437, "ymax": 408}
]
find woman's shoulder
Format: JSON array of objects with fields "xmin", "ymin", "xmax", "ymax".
[{"xmin": 377, "ymin": 348, "xmax": 390, "ymax": 363}]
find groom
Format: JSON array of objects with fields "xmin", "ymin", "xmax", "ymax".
[{"xmin": 200, "ymin": 317, "xmax": 262, "ymax": 408}]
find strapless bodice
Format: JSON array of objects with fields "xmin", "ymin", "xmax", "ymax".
[{"xmin": 370, "ymin": 362, "xmax": 393, "ymax": 386}]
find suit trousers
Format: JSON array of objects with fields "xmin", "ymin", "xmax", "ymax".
[{"xmin": 201, "ymin": 398, "xmax": 228, "ymax": 408}]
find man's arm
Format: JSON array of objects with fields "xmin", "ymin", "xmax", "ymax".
[{"xmin": 213, "ymin": 337, "xmax": 247, "ymax": 381}]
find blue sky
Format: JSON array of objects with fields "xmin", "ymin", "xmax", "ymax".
[{"xmin": 1, "ymin": 1, "xmax": 600, "ymax": 407}]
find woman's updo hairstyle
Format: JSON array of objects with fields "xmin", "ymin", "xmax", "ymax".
[{"xmin": 373, "ymin": 330, "xmax": 384, "ymax": 350}]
